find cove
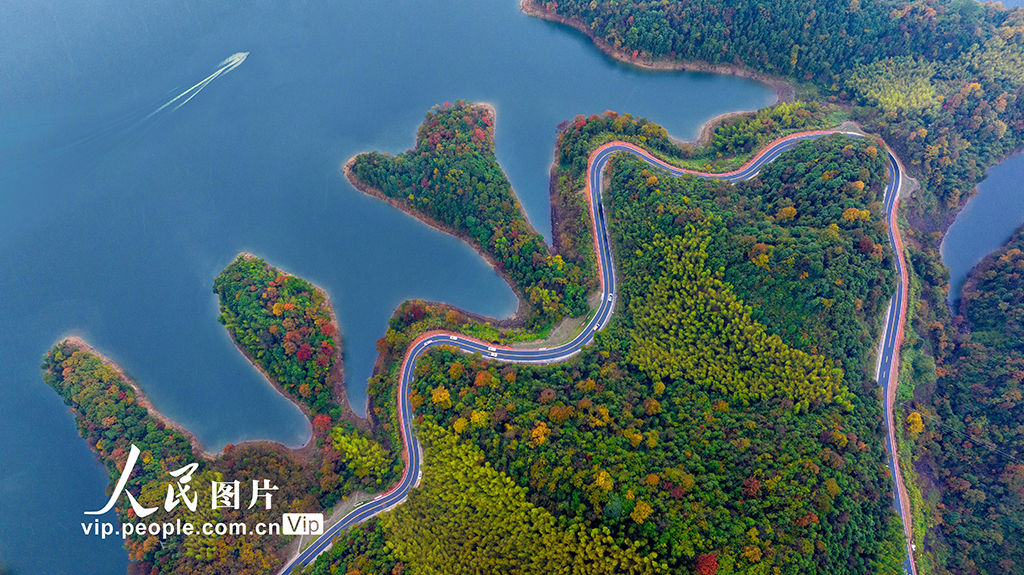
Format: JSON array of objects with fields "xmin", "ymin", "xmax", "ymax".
[
  {"xmin": 941, "ymin": 152, "xmax": 1024, "ymax": 306},
  {"xmin": 0, "ymin": 0, "xmax": 773, "ymax": 572}
]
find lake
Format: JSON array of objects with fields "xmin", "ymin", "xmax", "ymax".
[
  {"xmin": 941, "ymin": 0, "xmax": 1024, "ymax": 302},
  {"xmin": 0, "ymin": 0, "xmax": 774, "ymax": 572},
  {"xmin": 938, "ymin": 1, "xmax": 1024, "ymax": 303},
  {"xmin": 942, "ymin": 153, "xmax": 1024, "ymax": 307}
]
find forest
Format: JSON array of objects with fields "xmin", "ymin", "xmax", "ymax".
[
  {"xmin": 528, "ymin": 0, "xmax": 1024, "ymax": 219},
  {"xmin": 308, "ymin": 421, "xmax": 667, "ymax": 574},
  {"xmin": 348, "ymin": 100, "xmax": 589, "ymax": 327},
  {"xmin": 606, "ymin": 134, "xmax": 895, "ymax": 388},
  {"xmin": 41, "ymin": 260, "xmax": 402, "ymax": 574},
  {"xmin": 900, "ymin": 227, "xmax": 1024, "ymax": 574},
  {"xmin": 213, "ymin": 255, "xmax": 341, "ymax": 418},
  {"xmin": 309, "ymin": 114, "xmax": 906, "ymax": 574}
]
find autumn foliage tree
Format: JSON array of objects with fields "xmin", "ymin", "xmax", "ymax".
[{"xmin": 695, "ymin": 553, "xmax": 718, "ymax": 575}]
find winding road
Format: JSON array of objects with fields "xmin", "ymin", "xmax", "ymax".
[{"xmin": 280, "ymin": 130, "xmax": 917, "ymax": 575}]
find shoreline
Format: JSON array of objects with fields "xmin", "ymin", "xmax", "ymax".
[
  {"xmin": 519, "ymin": 0, "xmax": 796, "ymax": 106},
  {"xmin": 62, "ymin": 336, "xmax": 219, "ymax": 461},
  {"xmin": 344, "ymin": 159, "xmax": 526, "ymax": 328},
  {"xmin": 685, "ymin": 110, "xmax": 754, "ymax": 149},
  {"xmin": 475, "ymin": 102, "xmax": 549, "ymax": 240},
  {"xmin": 62, "ymin": 336, "xmax": 319, "ymax": 465},
  {"xmin": 61, "ymin": 248, "xmax": 375, "ymax": 467},
  {"xmin": 342, "ymin": 102, "xmax": 528, "ymax": 329},
  {"xmin": 235, "ymin": 252, "xmax": 370, "ymax": 434}
]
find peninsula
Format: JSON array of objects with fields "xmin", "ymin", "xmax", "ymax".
[{"xmin": 516, "ymin": 1, "xmax": 1024, "ymax": 571}]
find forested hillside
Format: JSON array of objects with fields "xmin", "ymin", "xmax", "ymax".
[
  {"xmin": 395, "ymin": 226, "xmax": 898, "ymax": 574},
  {"xmin": 902, "ymin": 227, "xmax": 1024, "ymax": 574},
  {"xmin": 527, "ymin": 0, "xmax": 1024, "ymax": 219},
  {"xmin": 304, "ymin": 422, "xmax": 667, "ymax": 575},
  {"xmin": 311, "ymin": 121, "xmax": 905, "ymax": 574},
  {"xmin": 607, "ymin": 134, "xmax": 894, "ymax": 385}
]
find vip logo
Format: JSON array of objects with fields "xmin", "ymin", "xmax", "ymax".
[{"xmin": 282, "ymin": 513, "xmax": 323, "ymax": 535}]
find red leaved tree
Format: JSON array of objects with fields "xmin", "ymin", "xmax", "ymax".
[
  {"xmin": 312, "ymin": 414, "xmax": 332, "ymax": 435},
  {"xmin": 696, "ymin": 553, "xmax": 718, "ymax": 575}
]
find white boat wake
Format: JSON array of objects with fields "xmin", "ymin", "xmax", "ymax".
[
  {"xmin": 138, "ymin": 52, "xmax": 249, "ymax": 124},
  {"xmin": 1, "ymin": 53, "xmax": 248, "ymax": 179}
]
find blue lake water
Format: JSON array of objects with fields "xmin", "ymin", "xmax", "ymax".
[
  {"xmin": 0, "ymin": 0, "xmax": 774, "ymax": 572},
  {"xmin": 941, "ymin": 153, "xmax": 1024, "ymax": 306},
  {"xmin": 938, "ymin": 7, "xmax": 1024, "ymax": 307}
]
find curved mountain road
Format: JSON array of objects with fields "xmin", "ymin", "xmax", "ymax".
[{"xmin": 281, "ymin": 131, "xmax": 917, "ymax": 575}]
